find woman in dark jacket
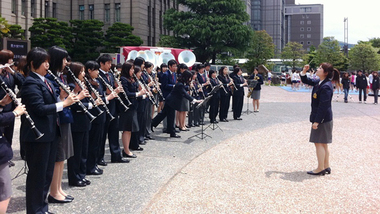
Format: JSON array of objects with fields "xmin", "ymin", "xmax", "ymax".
[
  {"xmin": 248, "ymin": 68, "xmax": 264, "ymax": 112},
  {"xmin": 371, "ymin": 71, "xmax": 379, "ymax": 104},
  {"xmin": 151, "ymin": 70, "xmax": 201, "ymax": 138},
  {"xmin": 341, "ymin": 72, "xmax": 351, "ymax": 103},
  {"xmin": 208, "ymin": 70, "xmax": 221, "ymax": 123},
  {"xmin": 218, "ymin": 66, "xmax": 233, "ymax": 122},
  {"xmin": 301, "ymin": 63, "xmax": 339, "ymax": 176}
]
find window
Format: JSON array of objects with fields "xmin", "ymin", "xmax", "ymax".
[
  {"xmin": 79, "ymin": 5, "xmax": 85, "ymax": 20},
  {"xmin": 11, "ymin": 0, "xmax": 16, "ymax": 14},
  {"xmin": 45, "ymin": 1, "xmax": 49, "ymax": 18},
  {"xmin": 148, "ymin": 6, "xmax": 151, "ymax": 27},
  {"xmin": 89, "ymin": 4, "xmax": 94, "ymax": 19},
  {"xmin": 21, "ymin": 0, "xmax": 26, "ymax": 16},
  {"xmin": 53, "ymin": 3, "xmax": 57, "ymax": 18},
  {"xmin": 31, "ymin": 0, "xmax": 35, "ymax": 17},
  {"xmin": 307, "ymin": 34, "xmax": 311, "ymax": 38},
  {"xmin": 300, "ymin": 27, "xmax": 304, "ymax": 31},
  {"xmin": 307, "ymin": 41, "xmax": 311, "ymax": 45},
  {"xmin": 307, "ymin": 20, "xmax": 311, "ymax": 25},
  {"xmin": 115, "ymin": 3, "xmax": 121, "ymax": 22},
  {"xmin": 105, "ymin": 4, "xmax": 110, "ymax": 23},
  {"xmin": 300, "ymin": 7, "xmax": 312, "ymax": 12},
  {"xmin": 300, "ymin": 34, "xmax": 304, "ymax": 39},
  {"xmin": 300, "ymin": 41, "xmax": 304, "ymax": 45},
  {"xmin": 300, "ymin": 21, "xmax": 304, "ymax": 25},
  {"xmin": 307, "ymin": 27, "xmax": 311, "ymax": 31}
]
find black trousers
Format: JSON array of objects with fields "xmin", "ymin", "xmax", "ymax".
[
  {"xmin": 219, "ymin": 95, "xmax": 231, "ymax": 120},
  {"xmin": 358, "ymin": 88, "xmax": 367, "ymax": 101},
  {"xmin": 374, "ymin": 89, "xmax": 379, "ymax": 103},
  {"xmin": 25, "ymin": 140, "xmax": 57, "ymax": 214},
  {"xmin": 188, "ymin": 103, "xmax": 201, "ymax": 126},
  {"xmin": 137, "ymin": 100, "xmax": 147, "ymax": 143},
  {"xmin": 100, "ymin": 114, "xmax": 122, "ymax": 162},
  {"xmin": 87, "ymin": 119, "xmax": 104, "ymax": 173},
  {"xmin": 144, "ymin": 101, "xmax": 153, "ymax": 137},
  {"xmin": 68, "ymin": 130, "xmax": 89, "ymax": 183},
  {"xmin": 232, "ymin": 95, "xmax": 244, "ymax": 119},
  {"xmin": 152, "ymin": 103, "xmax": 175, "ymax": 135},
  {"xmin": 209, "ymin": 95, "xmax": 220, "ymax": 122}
]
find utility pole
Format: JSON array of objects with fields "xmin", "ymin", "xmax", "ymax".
[{"xmin": 344, "ymin": 17, "xmax": 348, "ymax": 57}]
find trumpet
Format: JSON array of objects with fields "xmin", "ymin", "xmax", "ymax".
[
  {"xmin": 98, "ymin": 74, "xmax": 129, "ymax": 112},
  {"xmin": 66, "ymin": 66, "xmax": 103, "ymax": 117},
  {"xmin": 83, "ymin": 76, "xmax": 115, "ymax": 121},
  {"xmin": 111, "ymin": 68, "xmax": 132, "ymax": 106},
  {"xmin": 0, "ymin": 77, "xmax": 44, "ymax": 140},
  {"xmin": 47, "ymin": 70, "xmax": 96, "ymax": 122},
  {"xmin": 133, "ymin": 73, "xmax": 158, "ymax": 107}
]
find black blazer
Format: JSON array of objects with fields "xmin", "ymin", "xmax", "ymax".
[
  {"xmin": 88, "ymin": 79, "xmax": 106, "ymax": 125},
  {"xmin": 70, "ymin": 96, "xmax": 91, "ymax": 132},
  {"xmin": 166, "ymin": 82, "xmax": 194, "ymax": 111},
  {"xmin": 161, "ymin": 70, "xmax": 176, "ymax": 98},
  {"xmin": 120, "ymin": 76, "xmax": 139, "ymax": 110},
  {"xmin": 233, "ymin": 75, "xmax": 245, "ymax": 96},
  {"xmin": 249, "ymin": 74, "xmax": 264, "ymax": 91},
  {"xmin": 218, "ymin": 75, "xmax": 231, "ymax": 96},
  {"xmin": 98, "ymin": 70, "xmax": 119, "ymax": 115},
  {"xmin": 210, "ymin": 78, "xmax": 221, "ymax": 99},
  {"xmin": 341, "ymin": 77, "xmax": 350, "ymax": 89},
  {"xmin": 0, "ymin": 72, "xmax": 25, "ymax": 112},
  {"xmin": 356, "ymin": 74, "xmax": 367, "ymax": 89},
  {"xmin": 20, "ymin": 72, "xmax": 59, "ymax": 143},
  {"xmin": 301, "ymin": 75, "xmax": 333, "ymax": 124},
  {"xmin": 0, "ymin": 112, "xmax": 15, "ymax": 164},
  {"xmin": 372, "ymin": 76, "xmax": 379, "ymax": 90}
]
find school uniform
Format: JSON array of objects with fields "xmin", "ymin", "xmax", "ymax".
[
  {"xmin": 209, "ymin": 78, "xmax": 221, "ymax": 123},
  {"xmin": 372, "ymin": 76, "xmax": 379, "ymax": 104},
  {"xmin": 232, "ymin": 75, "xmax": 245, "ymax": 119},
  {"xmin": 188, "ymin": 81, "xmax": 201, "ymax": 127},
  {"xmin": 301, "ymin": 74, "xmax": 334, "ymax": 144},
  {"xmin": 218, "ymin": 75, "xmax": 232, "ymax": 121},
  {"xmin": 356, "ymin": 74, "xmax": 368, "ymax": 102}
]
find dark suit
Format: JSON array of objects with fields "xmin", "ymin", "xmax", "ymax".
[
  {"xmin": 98, "ymin": 70, "xmax": 122, "ymax": 162},
  {"xmin": 301, "ymin": 75, "xmax": 333, "ymax": 124},
  {"xmin": 356, "ymin": 74, "xmax": 368, "ymax": 101},
  {"xmin": 161, "ymin": 70, "xmax": 176, "ymax": 98},
  {"xmin": 218, "ymin": 75, "xmax": 231, "ymax": 120},
  {"xmin": 232, "ymin": 75, "xmax": 245, "ymax": 119},
  {"xmin": 209, "ymin": 78, "xmax": 221, "ymax": 122},
  {"xmin": 0, "ymin": 112, "xmax": 15, "ymax": 165},
  {"xmin": 20, "ymin": 72, "xmax": 59, "ymax": 214},
  {"xmin": 152, "ymin": 82, "xmax": 194, "ymax": 135}
]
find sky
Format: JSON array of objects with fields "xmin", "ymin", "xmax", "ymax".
[{"xmin": 295, "ymin": 0, "xmax": 380, "ymax": 44}]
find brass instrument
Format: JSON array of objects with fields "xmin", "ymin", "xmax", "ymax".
[
  {"xmin": 0, "ymin": 78, "xmax": 44, "ymax": 140},
  {"xmin": 98, "ymin": 74, "xmax": 129, "ymax": 112},
  {"xmin": 247, "ymin": 74, "xmax": 259, "ymax": 98},
  {"xmin": 66, "ymin": 66, "xmax": 103, "ymax": 116},
  {"xmin": 112, "ymin": 68, "xmax": 132, "ymax": 106},
  {"xmin": 133, "ymin": 73, "xmax": 158, "ymax": 107},
  {"xmin": 47, "ymin": 70, "xmax": 96, "ymax": 122},
  {"xmin": 83, "ymin": 76, "xmax": 115, "ymax": 121}
]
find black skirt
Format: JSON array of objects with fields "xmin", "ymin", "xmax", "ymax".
[
  {"xmin": 309, "ymin": 120, "xmax": 333, "ymax": 143},
  {"xmin": 119, "ymin": 108, "xmax": 139, "ymax": 132}
]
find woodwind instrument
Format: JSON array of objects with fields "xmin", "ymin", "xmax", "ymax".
[
  {"xmin": 215, "ymin": 78, "xmax": 227, "ymax": 94},
  {"xmin": 112, "ymin": 68, "xmax": 132, "ymax": 106},
  {"xmin": 143, "ymin": 70, "xmax": 164, "ymax": 101},
  {"xmin": 83, "ymin": 76, "xmax": 115, "ymax": 121},
  {"xmin": 47, "ymin": 70, "xmax": 96, "ymax": 122},
  {"xmin": 133, "ymin": 73, "xmax": 158, "ymax": 107},
  {"xmin": 98, "ymin": 74, "xmax": 129, "ymax": 112},
  {"xmin": 66, "ymin": 66, "xmax": 103, "ymax": 116},
  {"xmin": 0, "ymin": 78, "xmax": 44, "ymax": 140},
  {"xmin": 0, "ymin": 62, "xmax": 15, "ymax": 74},
  {"xmin": 190, "ymin": 80, "xmax": 199, "ymax": 97},
  {"xmin": 195, "ymin": 78, "xmax": 206, "ymax": 98},
  {"xmin": 228, "ymin": 75, "xmax": 238, "ymax": 91}
]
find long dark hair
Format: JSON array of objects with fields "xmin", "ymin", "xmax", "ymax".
[
  {"xmin": 67, "ymin": 62, "xmax": 84, "ymax": 84},
  {"xmin": 219, "ymin": 66, "xmax": 227, "ymax": 76},
  {"xmin": 48, "ymin": 46, "xmax": 68, "ymax": 75},
  {"xmin": 320, "ymin": 63, "xmax": 340, "ymax": 82},
  {"xmin": 178, "ymin": 70, "xmax": 192, "ymax": 85},
  {"xmin": 85, "ymin": 60, "xmax": 100, "ymax": 86},
  {"xmin": 121, "ymin": 63, "xmax": 134, "ymax": 80},
  {"xmin": 25, "ymin": 47, "xmax": 50, "ymax": 76}
]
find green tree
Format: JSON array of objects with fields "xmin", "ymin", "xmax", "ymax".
[
  {"xmin": 349, "ymin": 43, "xmax": 380, "ymax": 73},
  {"xmin": 7, "ymin": 24, "xmax": 25, "ymax": 39},
  {"xmin": 244, "ymin": 30, "xmax": 274, "ymax": 72},
  {"xmin": 157, "ymin": 35, "xmax": 182, "ymax": 48},
  {"xmin": 70, "ymin": 19, "xmax": 104, "ymax": 63},
  {"xmin": 303, "ymin": 45, "xmax": 317, "ymax": 69},
  {"xmin": 29, "ymin": 18, "xmax": 73, "ymax": 51},
  {"xmin": 281, "ymin": 42, "xmax": 305, "ymax": 69},
  {"xmin": 163, "ymin": 0, "xmax": 252, "ymax": 63},
  {"xmin": 103, "ymin": 22, "xmax": 143, "ymax": 53},
  {"xmin": 315, "ymin": 37, "xmax": 347, "ymax": 71},
  {"xmin": 0, "ymin": 16, "xmax": 10, "ymax": 39}
]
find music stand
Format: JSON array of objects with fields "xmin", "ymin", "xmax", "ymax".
[
  {"xmin": 189, "ymin": 95, "xmax": 213, "ymax": 140},
  {"xmin": 243, "ymin": 90, "xmax": 254, "ymax": 115},
  {"xmin": 12, "ymin": 160, "xmax": 28, "ymax": 180}
]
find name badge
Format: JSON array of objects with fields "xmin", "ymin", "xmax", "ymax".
[{"xmin": 313, "ymin": 93, "xmax": 317, "ymax": 99}]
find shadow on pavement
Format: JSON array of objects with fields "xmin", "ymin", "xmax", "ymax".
[
  {"xmin": 265, "ymin": 170, "xmax": 322, "ymax": 182},
  {"xmin": 7, "ymin": 196, "xmax": 26, "ymax": 213}
]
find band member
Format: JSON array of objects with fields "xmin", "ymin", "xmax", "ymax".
[
  {"xmin": 20, "ymin": 47, "xmax": 77, "ymax": 214},
  {"xmin": 119, "ymin": 63, "xmax": 146, "ymax": 158},
  {"xmin": 130, "ymin": 65, "xmax": 145, "ymax": 151},
  {"xmin": 143, "ymin": 62, "xmax": 155, "ymax": 140},
  {"xmin": 152, "ymin": 70, "xmax": 201, "ymax": 138},
  {"xmin": 67, "ymin": 62, "xmax": 95, "ymax": 187},
  {"xmin": 232, "ymin": 67, "xmax": 247, "ymax": 120},
  {"xmin": 188, "ymin": 71, "xmax": 202, "ymax": 127},
  {"xmin": 85, "ymin": 61, "xmax": 109, "ymax": 175},
  {"xmin": 196, "ymin": 64, "xmax": 209, "ymax": 124},
  {"xmin": 176, "ymin": 63, "xmax": 189, "ymax": 131},
  {"xmin": 209, "ymin": 70, "xmax": 221, "ymax": 123},
  {"xmin": 300, "ymin": 63, "xmax": 339, "ymax": 176},
  {"xmin": 97, "ymin": 54, "xmax": 129, "ymax": 164},
  {"xmin": 157, "ymin": 63, "xmax": 168, "ymax": 113},
  {"xmin": 0, "ymin": 95, "xmax": 26, "ymax": 214},
  {"xmin": 248, "ymin": 68, "xmax": 264, "ymax": 112},
  {"xmin": 218, "ymin": 66, "xmax": 233, "ymax": 122},
  {"xmin": 160, "ymin": 60, "xmax": 178, "ymax": 133}
]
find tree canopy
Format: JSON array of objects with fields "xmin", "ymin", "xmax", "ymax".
[
  {"xmin": 103, "ymin": 22, "xmax": 143, "ymax": 53},
  {"xmin": 163, "ymin": 0, "xmax": 252, "ymax": 63},
  {"xmin": 315, "ymin": 37, "xmax": 348, "ymax": 71},
  {"xmin": 281, "ymin": 42, "xmax": 305, "ymax": 69},
  {"xmin": 349, "ymin": 43, "xmax": 380, "ymax": 73},
  {"xmin": 244, "ymin": 30, "xmax": 274, "ymax": 72}
]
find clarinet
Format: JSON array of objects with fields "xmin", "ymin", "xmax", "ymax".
[
  {"xmin": 143, "ymin": 70, "xmax": 165, "ymax": 101},
  {"xmin": 228, "ymin": 75, "xmax": 238, "ymax": 91},
  {"xmin": 190, "ymin": 80, "xmax": 199, "ymax": 97},
  {"xmin": 111, "ymin": 68, "xmax": 132, "ymax": 106},
  {"xmin": 195, "ymin": 78, "xmax": 206, "ymax": 98},
  {"xmin": 0, "ymin": 78, "xmax": 44, "ymax": 140},
  {"xmin": 47, "ymin": 70, "xmax": 96, "ymax": 122},
  {"xmin": 98, "ymin": 74, "xmax": 129, "ymax": 112},
  {"xmin": 66, "ymin": 66, "xmax": 104, "ymax": 117},
  {"xmin": 133, "ymin": 73, "xmax": 158, "ymax": 107},
  {"xmin": 215, "ymin": 78, "xmax": 227, "ymax": 94},
  {"xmin": 83, "ymin": 76, "xmax": 115, "ymax": 121}
]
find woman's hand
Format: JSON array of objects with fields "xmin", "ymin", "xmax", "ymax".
[
  {"xmin": 312, "ymin": 122, "xmax": 319, "ymax": 130},
  {"xmin": 303, "ymin": 64, "xmax": 310, "ymax": 75}
]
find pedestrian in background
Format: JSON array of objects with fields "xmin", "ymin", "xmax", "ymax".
[
  {"xmin": 371, "ymin": 71, "xmax": 379, "ymax": 104},
  {"xmin": 356, "ymin": 70, "xmax": 367, "ymax": 104},
  {"xmin": 341, "ymin": 72, "xmax": 350, "ymax": 103}
]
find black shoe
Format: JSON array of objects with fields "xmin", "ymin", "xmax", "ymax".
[
  {"xmin": 139, "ymin": 141, "xmax": 147, "ymax": 145},
  {"xmin": 170, "ymin": 134, "xmax": 181, "ymax": 138},
  {"xmin": 224, "ymin": 119, "xmax": 229, "ymax": 122},
  {"xmin": 180, "ymin": 128, "xmax": 189, "ymax": 131},
  {"xmin": 151, "ymin": 125, "xmax": 155, "ymax": 133},
  {"xmin": 131, "ymin": 146, "xmax": 144, "ymax": 151},
  {"xmin": 111, "ymin": 158, "xmax": 130, "ymax": 163},
  {"xmin": 87, "ymin": 168, "xmax": 103, "ymax": 175},
  {"xmin": 97, "ymin": 159, "xmax": 107, "ymax": 166},
  {"xmin": 46, "ymin": 211, "xmax": 55, "ymax": 214},
  {"xmin": 65, "ymin": 195, "xmax": 74, "ymax": 200},
  {"xmin": 145, "ymin": 135, "xmax": 154, "ymax": 140},
  {"xmin": 122, "ymin": 150, "xmax": 137, "ymax": 158},
  {"xmin": 95, "ymin": 165, "xmax": 104, "ymax": 173},
  {"xmin": 324, "ymin": 167, "xmax": 331, "ymax": 174},
  {"xmin": 69, "ymin": 180, "xmax": 86, "ymax": 187},
  {"xmin": 194, "ymin": 124, "xmax": 200, "ymax": 127},
  {"xmin": 234, "ymin": 118, "xmax": 242, "ymax": 120},
  {"xmin": 8, "ymin": 160, "xmax": 15, "ymax": 167},
  {"xmin": 187, "ymin": 124, "xmax": 194, "ymax": 127},
  {"xmin": 199, "ymin": 122, "xmax": 205, "ymax": 125},
  {"xmin": 82, "ymin": 178, "xmax": 91, "ymax": 185},
  {"xmin": 48, "ymin": 195, "xmax": 73, "ymax": 203},
  {"xmin": 307, "ymin": 170, "xmax": 326, "ymax": 176}
]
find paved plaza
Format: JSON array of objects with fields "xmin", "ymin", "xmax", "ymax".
[{"xmin": 6, "ymin": 86, "xmax": 380, "ymax": 213}]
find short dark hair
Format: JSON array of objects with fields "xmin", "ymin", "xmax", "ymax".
[
  {"xmin": 48, "ymin": 46, "xmax": 68, "ymax": 74},
  {"xmin": 84, "ymin": 60, "xmax": 100, "ymax": 86},
  {"xmin": 178, "ymin": 70, "xmax": 192, "ymax": 84},
  {"xmin": 233, "ymin": 67, "xmax": 241, "ymax": 75},
  {"xmin": 204, "ymin": 62, "xmax": 211, "ymax": 67},
  {"xmin": 116, "ymin": 63, "xmax": 123, "ymax": 69},
  {"xmin": 208, "ymin": 70, "xmax": 216, "ymax": 78},
  {"xmin": 97, "ymin": 54, "xmax": 113, "ymax": 65},
  {"xmin": 26, "ymin": 47, "xmax": 50, "ymax": 76},
  {"xmin": 160, "ymin": 63, "xmax": 168, "ymax": 70},
  {"xmin": 145, "ymin": 61, "xmax": 153, "ymax": 69},
  {"xmin": 134, "ymin": 57, "xmax": 145, "ymax": 67},
  {"xmin": 168, "ymin": 59, "xmax": 177, "ymax": 67},
  {"xmin": 0, "ymin": 50, "xmax": 14, "ymax": 65}
]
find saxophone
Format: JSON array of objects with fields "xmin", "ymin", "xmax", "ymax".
[{"xmin": 247, "ymin": 74, "xmax": 259, "ymax": 98}]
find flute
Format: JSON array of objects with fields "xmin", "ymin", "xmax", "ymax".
[
  {"xmin": 0, "ymin": 78, "xmax": 44, "ymax": 140},
  {"xmin": 112, "ymin": 68, "xmax": 132, "ymax": 106},
  {"xmin": 98, "ymin": 74, "xmax": 129, "ymax": 112},
  {"xmin": 47, "ymin": 70, "xmax": 96, "ymax": 122},
  {"xmin": 83, "ymin": 76, "xmax": 115, "ymax": 121},
  {"xmin": 66, "ymin": 66, "xmax": 103, "ymax": 116}
]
